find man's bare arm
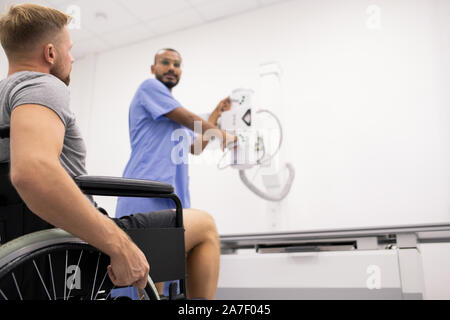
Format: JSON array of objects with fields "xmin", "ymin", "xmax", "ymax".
[{"xmin": 9, "ymin": 105, "xmax": 149, "ymax": 289}]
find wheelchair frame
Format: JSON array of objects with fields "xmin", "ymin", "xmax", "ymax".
[{"xmin": 0, "ymin": 125, "xmax": 187, "ymax": 300}]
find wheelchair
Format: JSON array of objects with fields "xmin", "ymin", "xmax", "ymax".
[{"xmin": 0, "ymin": 125, "xmax": 187, "ymax": 300}]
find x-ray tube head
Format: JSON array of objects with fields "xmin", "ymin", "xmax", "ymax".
[
  {"xmin": 217, "ymin": 88, "xmax": 295, "ymax": 202},
  {"xmin": 219, "ymin": 88, "xmax": 254, "ymax": 131},
  {"xmin": 218, "ymin": 88, "xmax": 259, "ymax": 169}
]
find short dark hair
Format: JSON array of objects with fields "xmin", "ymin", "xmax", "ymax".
[{"xmin": 154, "ymin": 48, "xmax": 181, "ymax": 64}]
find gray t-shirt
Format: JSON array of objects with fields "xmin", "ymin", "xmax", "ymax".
[{"xmin": 0, "ymin": 71, "xmax": 88, "ymax": 178}]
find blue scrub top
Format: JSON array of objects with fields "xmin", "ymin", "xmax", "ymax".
[{"xmin": 115, "ymin": 78, "xmax": 194, "ymax": 218}]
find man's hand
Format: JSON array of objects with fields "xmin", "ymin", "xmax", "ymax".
[
  {"xmin": 10, "ymin": 105, "xmax": 151, "ymax": 290},
  {"xmin": 209, "ymin": 97, "xmax": 231, "ymax": 126},
  {"xmin": 107, "ymin": 239, "xmax": 150, "ymax": 289}
]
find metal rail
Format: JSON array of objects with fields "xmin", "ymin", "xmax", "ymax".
[{"xmin": 220, "ymin": 222, "xmax": 450, "ymax": 251}]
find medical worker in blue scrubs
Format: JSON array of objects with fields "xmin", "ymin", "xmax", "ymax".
[{"xmin": 114, "ymin": 48, "xmax": 235, "ymax": 299}]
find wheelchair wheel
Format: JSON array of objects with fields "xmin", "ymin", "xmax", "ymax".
[{"xmin": 0, "ymin": 229, "xmax": 159, "ymax": 300}]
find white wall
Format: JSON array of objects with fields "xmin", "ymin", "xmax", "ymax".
[
  {"xmin": 67, "ymin": 0, "xmax": 450, "ymax": 299},
  {"xmin": 70, "ymin": 0, "xmax": 450, "ymax": 235},
  {"xmin": 1, "ymin": 0, "xmax": 449, "ymax": 300}
]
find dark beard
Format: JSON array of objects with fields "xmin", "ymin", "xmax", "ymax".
[
  {"xmin": 50, "ymin": 71, "xmax": 70, "ymax": 86},
  {"xmin": 55, "ymin": 74, "xmax": 70, "ymax": 86},
  {"xmin": 156, "ymin": 73, "xmax": 178, "ymax": 89},
  {"xmin": 50, "ymin": 63, "xmax": 71, "ymax": 86},
  {"xmin": 62, "ymin": 74, "xmax": 70, "ymax": 86}
]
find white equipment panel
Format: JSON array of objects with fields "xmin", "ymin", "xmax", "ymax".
[{"xmin": 217, "ymin": 223, "xmax": 450, "ymax": 300}]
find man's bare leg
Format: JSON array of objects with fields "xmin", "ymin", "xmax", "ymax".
[
  {"xmin": 155, "ymin": 282, "xmax": 164, "ymax": 295},
  {"xmin": 183, "ymin": 209, "xmax": 221, "ymax": 300}
]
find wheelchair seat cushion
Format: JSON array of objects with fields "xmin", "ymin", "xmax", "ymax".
[{"xmin": 112, "ymin": 209, "xmax": 177, "ymax": 230}]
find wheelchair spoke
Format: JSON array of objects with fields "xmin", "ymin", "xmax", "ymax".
[
  {"xmin": 64, "ymin": 250, "xmax": 68, "ymax": 300},
  {"xmin": 94, "ymin": 270, "xmax": 108, "ymax": 300},
  {"xmin": 11, "ymin": 273, "xmax": 23, "ymax": 300},
  {"xmin": 48, "ymin": 254, "xmax": 56, "ymax": 300},
  {"xmin": 90, "ymin": 252, "xmax": 101, "ymax": 300},
  {"xmin": 67, "ymin": 250, "xmax": 83, "ymax": 299},
  {"xmin": 0, "ymin": 289, "xmax": 7, "ymax": 300},
  {"xmin": 104, "ymin": 285, "xmax": 116, "ymax": 300},
  {"xmin": 0, "ymin": 236, "xmax": 157, "ymax": 300},
  {"xmin": 33, "ymin": 259, "xmax": 52, "ymax": 300}
]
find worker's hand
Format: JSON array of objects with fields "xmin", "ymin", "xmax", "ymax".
[
  {"xmin": 209, "ymin": 97, "xmax": 231, "ymax": 126},
  {"xmin": 107, "ymin": 240, "xmax": 150, "ymax": 289},
  {"xmin": 221, "ymin": 130, "xmax": 238, "ymax": 152}
]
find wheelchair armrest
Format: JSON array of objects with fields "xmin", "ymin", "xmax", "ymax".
[
  {"xmin": 74, "ymin": 175, "xmax": 186, "ymax": 286},
  {"xmin": 74, "ymin": 175, "xmax": 174, "ymax": 197}
]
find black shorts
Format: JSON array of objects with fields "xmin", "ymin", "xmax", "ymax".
[{"xmin": 111, "ymin": 209, "xmax": 177, "ymax": 230}]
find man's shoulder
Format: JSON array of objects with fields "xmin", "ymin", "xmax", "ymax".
[
  {"xmin": 4, "ymin": 72, "xmax": 72, "ymax": 124},
  {"xmin": 29, "ymin": 72, "xmax": 68, "ymax": 91},
  {"xmin": 139, "ymin": 78, "xmax": 167, "ymax": 92},
  {"xmin": 9, "ymin": 71, "xmax": 68, "ymax": 95}
]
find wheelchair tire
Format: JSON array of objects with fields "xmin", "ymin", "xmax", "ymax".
[{"xmin": 0, "ymin": 229, "xmax": 159, "ymax": 300}]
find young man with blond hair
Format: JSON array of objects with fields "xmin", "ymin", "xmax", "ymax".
[{"xmin": 0, "ymin": 4, "xmax": 221, "ymax": 300}]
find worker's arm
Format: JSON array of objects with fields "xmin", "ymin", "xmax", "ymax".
[
  {"xmin": 189, "ymin": 97, "xmax": 232, "ymax": 155},
  {"xmin": 165, "ymin": 102, "xmax": 234, "ymax": 155},
  {"xmin": 208, "ymin": 97, "xmax": 231, "ymax": 127},
  {"xmin": 9, "ymin": 105, "xmax": 149, "ymax": 289}
]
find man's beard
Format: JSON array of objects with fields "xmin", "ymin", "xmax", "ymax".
[
  {"xmin": 156, "ymin": 73, "xmax": 179, "ymax": 89},
  {"xmin": 50, "ymin": 63, "xmax": 71, "ymax": 86},
  {"xmin": 58, "ymin": 74, "xmax": 71, "ymax": 86}
]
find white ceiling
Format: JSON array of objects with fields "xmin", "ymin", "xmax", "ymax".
[{"xmin": 0, "ymin": 0, "xmax": 291, "ymax": 59}]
